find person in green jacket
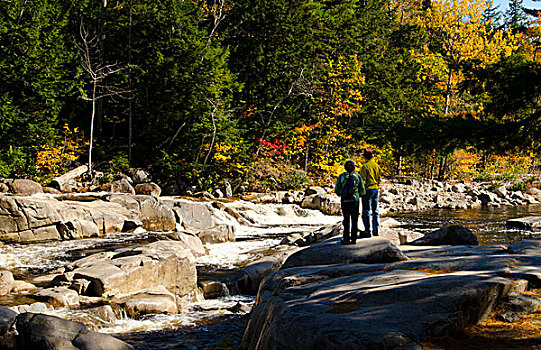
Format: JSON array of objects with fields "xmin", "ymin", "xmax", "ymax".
[
  {"xmin": 359, "ymin": 149, "xmax": 382, "ymax": 236},
  {"xmin": 334, "ymin": 160, "xmax": 366, "ymax": 244}
]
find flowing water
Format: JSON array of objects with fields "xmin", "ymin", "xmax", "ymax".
[
  {"xmin": 389, "ymin": 203, "xmax": 541, "ymax": 245},
  {"xmin": 0, "ymin": 201, "xmax": 340, "ymax": 349},
  {"xmin": 1, "ymin": 201, "xmax": 540, "ymax": 349}
]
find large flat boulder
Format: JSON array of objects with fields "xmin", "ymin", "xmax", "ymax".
[
  {"xmin": 63, "ymin": 241, "xmax": 197, "ymax": 299},
  {"xmin": 241, "ymin": 240, "xmax": 541, "ymax": 350},
  {"xmin": 281, "ymin": 237, "xmax": 408, "ymax": 269},
  {"xmin": 0, "ymin": 195, "xmax": 141, "ymax": 243},
  {"xmin": 0, "ymin": 193, "xmax": 182, "ymax": 243}
]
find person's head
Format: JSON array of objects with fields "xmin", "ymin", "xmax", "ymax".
[
  {"xmin": 344, "ymin": 160, "xmax": 355, "ymax": 173},
  {"xmin": 363, "ymin": 149, "xmax": 373, "ymax": 160}
]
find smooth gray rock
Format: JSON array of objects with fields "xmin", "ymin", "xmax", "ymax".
[
  {"xmin": 9, "ymin": 280, "xmax": 36, "ymax": 293},
  {"xmin": 73, "ymin": 330, "xmax": 134, "ymax": 350},
  {"xmin": 409, "ymin": 225, "xmax": 479, "ymax": 246},
  {"xmin": 164, "ymin": 231, "xmax": 206, "ymax": 257},
  {"xmin": 506, "ymin": 216, "xmax": 541, "ymax": 232},
  {"xmin": 300, "ymin": 194, "xmax": 341, "ymax": 215},
  {"xmin": 109, "ymin": 194, "xmax": 175, "ymax": 231},
  {"xmin": 16, "ymin": 312, "xmax": 87, "ymax": 345},
  {"xmin": 281, "ymin": 237, "xmax": 407, "ymax": 269},
  {"xmin": 15, "ymin": 312, "xmax": 133, "ymax": 350},
  {"xmin": 242, "ymin": 266, "xmax": 511, "ymax": 350},
  {"xmin": 199, "ymin": 280, "xmax": 229, "ymax": 299},
  {"xmin": 0, "ymin": 195, "xmax": 144, "ymax": 243},
  {"xmin": 242, "ymin": 239, "xmax": 541, "ymax": 350}
]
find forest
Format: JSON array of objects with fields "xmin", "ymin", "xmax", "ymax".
[{"xmin": 1, "ymin": 0, "xmax": 540, "ymax": 193}]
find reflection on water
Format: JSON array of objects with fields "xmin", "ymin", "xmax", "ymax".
[
  {"xmin": 117, "ymin": 314, "xmax": 250, "ymax": 350},
  {"xmin": 390, "ymin": 203, "xmax": 541, "ymax": 245}
]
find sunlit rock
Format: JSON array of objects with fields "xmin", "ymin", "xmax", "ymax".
[
  {"xmin": 64, "ymin": 241, "xmax": 197, "ymax": 300},
  {"xmin": 0, "ymin": 270, "xmax": 14, "ymax": 296},
  {"xmin": 35, "ymin": 287, "xmax": 80, "ymax": 308}
]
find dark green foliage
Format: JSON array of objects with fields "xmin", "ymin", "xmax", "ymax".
[{"xmin": 0, "ymin": 0, "xmax": 539, "ymax": 188}]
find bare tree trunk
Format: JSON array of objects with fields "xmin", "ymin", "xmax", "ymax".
[
  {"xmin": 203, "ymin": 104, "xmax": 218, "ymax": 165},
  {"xmin": 89, "ymin": 81, "xmax": 97, "ymax": 173},
  {"xmin": 438, "ymin": 154, "xmax": 448, "ymax": 180},
  {"xmin": 304, "ymin": 144, "xmax": 309, "ymax": 172}
]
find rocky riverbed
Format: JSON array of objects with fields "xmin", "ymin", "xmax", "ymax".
[{"xmin": 0, "ymin": 177, "xmax": 540, "ymax": 349}]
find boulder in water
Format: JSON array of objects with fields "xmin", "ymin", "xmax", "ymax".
[
  {"xmin": 409, "ymin": 225, "xmax": 479, "ymax": 246},
  {"xmin": 506, "ymin": 217, "xmax": 541, "ymax": 232},
  {"xmin": 122, "ymin": 285, "xmax": 179, "ymax": 316},
  {"xmin": 34, "ymin": 287, "xmax": 80, "ymax": 308},
  {"xmin": 15, "ymin": 312, "xmax": 133, "ymax": 350},
  {"xmin": 64, "ymin": 241, "xmax": 197, "ymax": 300}
]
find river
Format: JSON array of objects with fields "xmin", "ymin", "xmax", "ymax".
[{"xmin": 1, "ymin": 202, "xmax": 540, "ymax": 349}]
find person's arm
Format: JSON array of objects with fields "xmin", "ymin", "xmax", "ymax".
[
  {"xmin": 357, "ymin": 174, "xmax": 366, "ymax": 196},
  {"xmin": 334, "ymin": 174, "xmax": 342, "ymax": 196}
]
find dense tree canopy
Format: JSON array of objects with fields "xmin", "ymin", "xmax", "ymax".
[{"xmin": 0, "ymin": 0, "xmax": 540, "ymax": 191}]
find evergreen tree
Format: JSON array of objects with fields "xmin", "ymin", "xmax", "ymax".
[{"xmin": 505, "ymin": 0, "xmax": 529, "ymax": 32}]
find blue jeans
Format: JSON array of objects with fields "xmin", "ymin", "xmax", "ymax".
[{"xmin": 362, "ymin": 189, "xmax": 379, "ymax": 235}]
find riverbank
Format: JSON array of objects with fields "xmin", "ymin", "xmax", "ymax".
[{"xmin": 0, "ymin": 177, "xmax": 540, "ymax": 349}]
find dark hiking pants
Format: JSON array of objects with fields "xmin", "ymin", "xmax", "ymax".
[{"xmin": 341, "ymin": 200, "xmax": 359, "ymax": 242}]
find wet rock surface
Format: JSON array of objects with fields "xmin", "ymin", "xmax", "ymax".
[{"xmin": 241, "ymin": 238, "xmax": 541, "ymax": 350}]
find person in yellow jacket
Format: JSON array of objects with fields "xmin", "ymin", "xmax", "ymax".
[
  {"xmin": 359, "ymin": 149, "xmax": 381, "ymax": 237},
  {"xmin": 334, "ymin": 160, "xmax": 366, "ymax": 244}
]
